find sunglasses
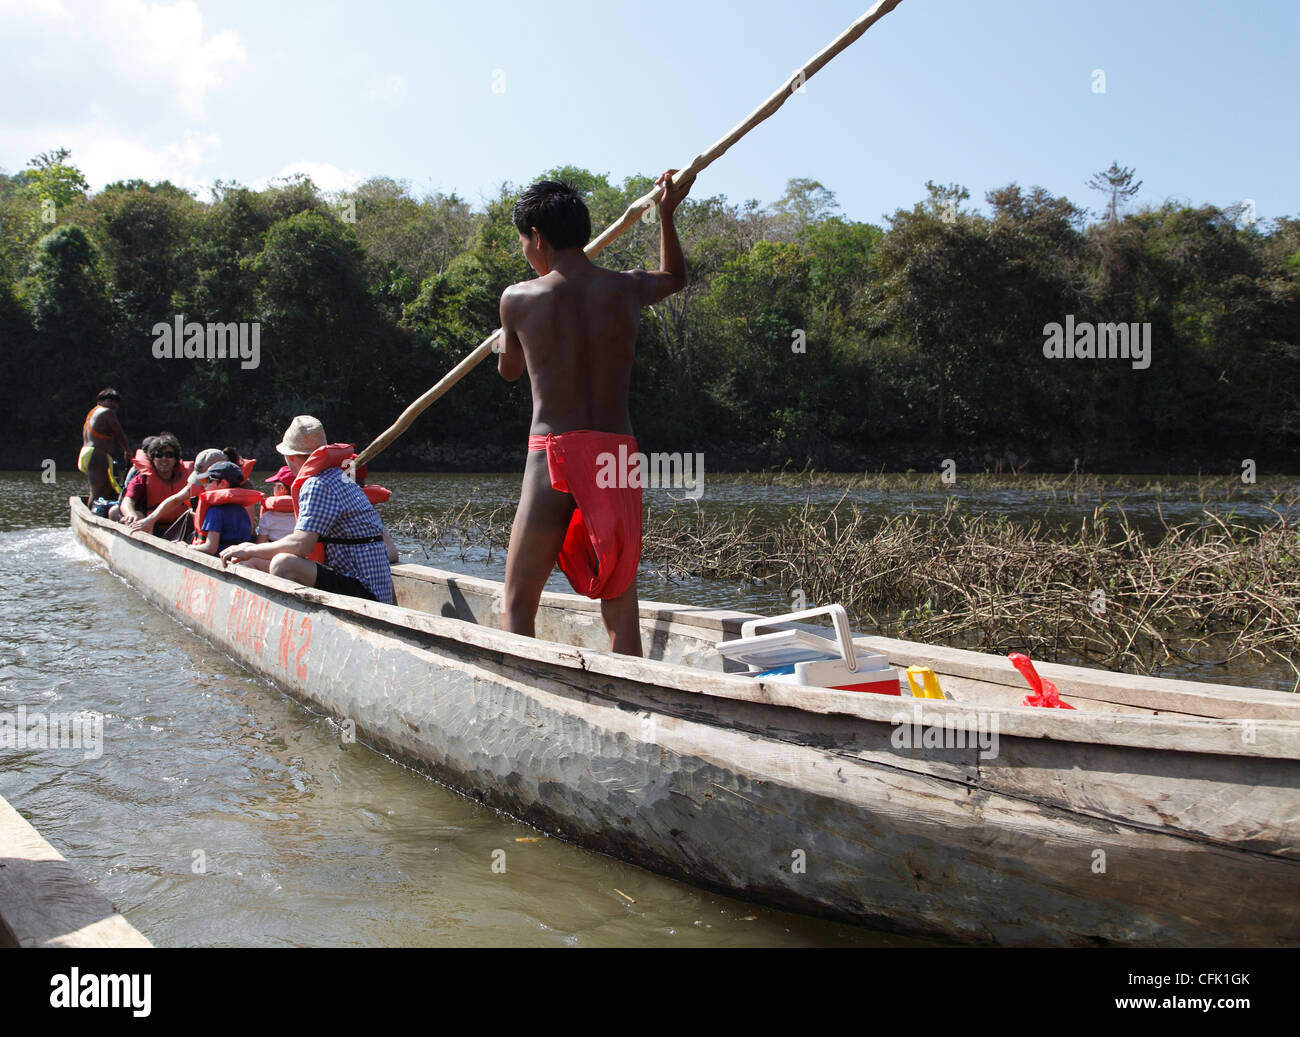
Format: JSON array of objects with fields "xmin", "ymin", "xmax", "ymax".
[{"xmin": 153, "ymin": 451, "xmax": 179, "ymax": 459}]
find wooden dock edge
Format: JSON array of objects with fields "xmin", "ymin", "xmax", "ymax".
[{"xmin": 0, "ymin": 794, "xmax": 151, "ymax": 948}]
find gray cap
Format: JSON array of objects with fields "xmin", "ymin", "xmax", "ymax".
[
  {"xmin": 195, "ymin": 460, "xmax": 244, "ymax": 487},
  {"xmin": 188, "ymin": 448, "xmax": 226, "ymax": 484}
]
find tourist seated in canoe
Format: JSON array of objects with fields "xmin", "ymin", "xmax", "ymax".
[
  {"xmin": 119, "ymin": 446, "xmax": 222, "ymax": 538},
  {"xmin": 496, "ymin": 172, "xmax": 691, "ymax": 656},
  {"xmin": 256, "ymin": 464, "xmax": 297, "ymax": 544},
  {"xmin": 114, "ymin": 433, "xmax": 194, "ymax": 539},
  {"xmin": 191, "ymin": 460, "xmax": 262, "ymax": 556},
  {"xmin": 219, "ymin": 415, "xmax": 396, "ymax": 604},
  {"xmin": 114, "ymin": 434, "xmax": 155, "ymax": 511},
  {"xmin": 79, "ymin": 387, "xmax": 131, "ymax": 511}
]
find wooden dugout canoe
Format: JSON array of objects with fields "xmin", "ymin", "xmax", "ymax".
[{"xmin": 69, "ymin": 497, "xmax": 1300, "ymax": 946}]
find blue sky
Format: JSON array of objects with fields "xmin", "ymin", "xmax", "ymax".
[{"xmin": 1, "ymin": 0, "xmax": 1296, "ymax": 226}]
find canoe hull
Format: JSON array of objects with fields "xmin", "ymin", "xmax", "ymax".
[{"xmin": 71, "ymin": 501, "xmax": 1300, "ymax": 946}]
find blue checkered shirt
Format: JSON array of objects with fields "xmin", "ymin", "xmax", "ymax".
[{"xmin": 295, "ymin": 468, "xmax": 394, "ymax": 604}]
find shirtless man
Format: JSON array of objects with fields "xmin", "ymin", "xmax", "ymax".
[
  {"xmin": 79, "ymin": 388, "xmax": 130, "ymax": 504},
  {"xmin": 498, "ymin": 171, "xmax": 691, "ymax": 657}
]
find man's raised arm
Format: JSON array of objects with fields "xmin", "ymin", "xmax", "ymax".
[{"xmin": 631, "ymin": 169, "xmax": 692, "ymax": 306}]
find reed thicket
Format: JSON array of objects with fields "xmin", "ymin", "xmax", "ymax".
[{"xmin": 397, "ymin": 492, "xmax": 1300, "ymax": 687}]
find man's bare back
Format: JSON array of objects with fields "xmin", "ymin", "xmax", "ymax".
[
  {"xmin": 500, "ymin": 266, "xmax": 639, "ymax": 436},
  {"xmin": 498, "ymin": 172, "xmax": 692, "ymax": 655}
]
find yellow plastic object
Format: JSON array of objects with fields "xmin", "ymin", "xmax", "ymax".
[{"xmin": 906, "ymin": 666, "xmax": 946, "ymax": 700}]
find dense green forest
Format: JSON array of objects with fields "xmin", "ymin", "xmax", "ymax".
[{"xmin": 2, "ymin": 149, "xmax": 1297, "ymax": 471}]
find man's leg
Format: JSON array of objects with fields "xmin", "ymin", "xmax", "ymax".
[
  {"xmin": 600, "ymin": 580, "xmax": 643, "ymax": 657},
  {"xmin": 87, "ymin": 450, "xmax": 110, "ymax": 503},
  {"xmin": 269, "ymin": 553, "xmax": 318, "ymax": 587},
  {"xmin": 503, "ymin": 451, "xmax": 574, "ymax": 638}
]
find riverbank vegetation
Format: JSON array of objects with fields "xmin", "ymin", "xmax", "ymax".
[
  {"xmin": 2, "ymin": 150, "xmax": 1297, "ymax": 471},
  {"xmin": 396, "ymin": 494, "xmax": 1300, "ymax": 688}
]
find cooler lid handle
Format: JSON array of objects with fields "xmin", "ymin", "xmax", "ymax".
[{"xmin": 740, "ymin": 604, "xmax": 858, "ymax": 673}]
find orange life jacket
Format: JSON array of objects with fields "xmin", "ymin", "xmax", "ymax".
[
  {"xmin": 84, "ymin": 406, "xmax": 113, "ymax": 444},
  {"xmin": 289, "ymin": 444, "xmax": 356, "ymax": 509},
  {"xmin": 346, "ymin": 459, "xmax": 393, "ymax": 505},
  {"xmin": 289, "ymin": 444, "xmax": 354, "ymax": 563},
  {"xmin": 192, "ymin": 487, "xmax": 265, "ymax": 545},
  {"xmin": 289, "ymin": 444, "xmax": 388, "ymax": 564},
  {"xmin": 131, "ymin": 452, "xmax": 195, "ymax": 522},
  {"xmin": 262, "ymin": 494, "xmax": 294, "ymax": 513}
]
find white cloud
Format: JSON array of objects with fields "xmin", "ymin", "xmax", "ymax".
[
  {"xmin": 257, "ymin": 161, "xmax": 367, "ymax": 194},
  {"xmin": 0, "ymin": 0, "xmax": 69, "ymax": 19},
  {"xmin": 2, "ymin": 123, "xmax": 221, "ymax": 191},
  {"xmin": 98, "ymin": 0, "xmax": 247, "ymax": 116},
  {"xmin": 364, "ymin": 75, "xmax": 405, "ymax": 103}
]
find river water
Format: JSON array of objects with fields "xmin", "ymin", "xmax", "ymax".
[{"xmin": 1, "ymin": 469, "xmax": 1294, "ymax": 947}]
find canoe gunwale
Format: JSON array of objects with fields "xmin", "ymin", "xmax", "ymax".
[
  {"xmin": 65, "ymin": 498, "xmax": 1300, "ymax": 944},
  {"xmin": 69, "ymin": 497, "xmax": 1300, "ymax": 761}
]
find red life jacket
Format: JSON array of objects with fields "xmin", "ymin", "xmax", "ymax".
[
  {"xmin": 262, "ymin": 494, "xmax": 294, "ymax": 513},
  {"xmin": 289, "ymin": 444, "xmax": 388, "ymax": 564},
  {"xmin": 289, "ymin": 444, "xmax": 355, "ymax": 563},
  {"xmin": 289, "ymin": 443, "xmax": 356, "ymax": 509},
  {"xmin": 132, "ymin": 452, "xmax": 195, "ymax": 522},
  {"xmin": 192, "ymin": 487, "xmax": 265, "ymax": 545}
]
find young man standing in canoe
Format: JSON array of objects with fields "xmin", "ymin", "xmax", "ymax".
[
  {"xmin": 79, "ymin": 388, "xmax": 131, "ymax": 506},
  {"xmin": 497, "ymin": 172, "xmax": 691, "ymax": 657}
]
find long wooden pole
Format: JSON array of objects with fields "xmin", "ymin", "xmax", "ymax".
[{"xmin": 355, "ymin": 0, "xmax": 904, "ymax": 467}]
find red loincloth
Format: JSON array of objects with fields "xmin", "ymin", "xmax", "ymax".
[{"xmin": 528, "ymin": 430, "xmax": 642, "ymax": 601}]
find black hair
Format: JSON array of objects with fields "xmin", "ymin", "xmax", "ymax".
[
  {"xmin": 149, "ymin": 432, "xmax": 182, "ymax": 459},
  {"xmin": 97, "ymin": 387, "xmax": 121, "ymax": 403},
  {"xmin": 222, "ymin": 446, "xmax": 241, "ymax": 466},
  {"xmin": 512, "ymin": 180, "xmax": 591, "ymax": 251}
]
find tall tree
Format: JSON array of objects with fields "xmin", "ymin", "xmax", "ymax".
[{"xmin": 1086, "ymin": 162, "xmax": 1143, "ymax": 224}]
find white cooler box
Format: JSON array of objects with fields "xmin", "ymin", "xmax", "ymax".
[{"xmin": 715, "ymin": 605, "xmax": 901, "ymax": 696}]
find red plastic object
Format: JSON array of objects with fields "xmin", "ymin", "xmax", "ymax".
[{"xmin": 1008, "ymin": 653, "xmax": 1076, "ymax": 709}]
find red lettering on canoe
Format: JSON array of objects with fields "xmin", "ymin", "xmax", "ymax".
[
  {"xmin": 226, "ymin": 589, "xmax": 271, "ymax": 652},
  {"xmin": 295, "ymin": 617, "xmax": 312, "ymax": 680},
  {"xmin": 278, "ymin": 609, "xmax": 294, "ymax": 670},
  {"xmin": 175, "ymin": 569, "xmax": 218, "ymax": 627},
  {"xmin": 226, "ymin": 588, "xmax": 244, "ymax": 639}
]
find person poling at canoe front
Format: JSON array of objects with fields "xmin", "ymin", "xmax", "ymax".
[
  {"xmin": 497, "ymin": 172, "xmax": 692, "ymax": 657},
  {"xmin": 79, "ymin": 387, "xmax": 131, "ymax": 510},
  {"xmin": 219, "ymin": 415, "xmax": 397, "ymax": 605}
]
